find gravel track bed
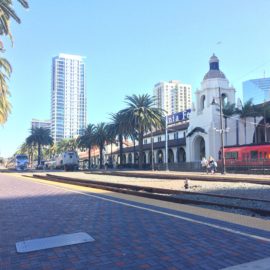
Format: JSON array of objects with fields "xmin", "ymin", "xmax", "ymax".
[
  {"xmin": 172, "ymin": 193, "xmax": 270, "ymax": 210},
  {"xmin": 31, "ymin": 172, "xmax": 270, "ymax": 219},
  {"xmin": 50, "ymin": 172, "xmax": 270, "ymax": 200}
]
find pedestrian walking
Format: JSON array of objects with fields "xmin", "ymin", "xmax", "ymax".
[
  {"xmin": 208, "ymin": 156, "xmax": 217, "ymax": 174},
  {"xmin": 201, "ymin": 157, "xmax": 209, "ymax": 174}
]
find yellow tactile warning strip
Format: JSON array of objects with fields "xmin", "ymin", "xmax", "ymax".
[{"xmin": 11, "ymin": 173, "xmax": 270, "ymax": 232}]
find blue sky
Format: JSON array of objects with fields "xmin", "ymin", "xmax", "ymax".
[{"xmin": 1, "ymin": 0, "xmax": 270, "ymax": 157}]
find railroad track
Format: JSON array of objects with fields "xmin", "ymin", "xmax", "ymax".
[
  {"xmin": 85, "ymin": 171, "xmax": 270, "ymax": 186},
  {"xmin": 27, "ymin": 173, "xmax": 270, "ymax": 217}
]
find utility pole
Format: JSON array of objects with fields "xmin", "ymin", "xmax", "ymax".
[
  {"xmin": 218, "ymin": 87, "xmax": 226, "ymax": 174},
  {"xmin": 212, "ymin": 87, "xmax": 226, "ymax": 174}
]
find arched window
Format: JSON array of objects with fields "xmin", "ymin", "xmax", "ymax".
[
  {"xmin": 157, "ymin": 150, "xmax": 163, "ymax": 163},
  {"xmin": 168, "ymin": 149, "xmax": 174, "ymax": 163},
  {"xmin": 200, "ymin": 95, "xmax": 206, "ymax": 111},
  {"xmin": 128, "ymin": 153, "xmax": 132, "ymax": 164},
  {"xmin": 122, "ymin": 154, "xmax": 126, "ymax": 164},
  {"xmin": 177, "ymin": 147, "xmax": 186, "ymax": 162},
  {"xmin": 221, "ymin": 93, "xmax": 228, "ymax": 107},
  {"xmin": 134, "ymin": 153, "xmax": 139, "ymax": 164},
  {"xmin": 143, "ymin": 152, "xmax": 147, "ymax": 164},
  {"xmin": 149, "ymin": 151, "xmax": 154, "ymax": 164}
]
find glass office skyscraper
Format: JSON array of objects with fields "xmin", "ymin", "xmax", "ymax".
[
  {"xmin": 51, "ymin": 54, "xmax": 86, "ymax": 143},
  {"xmin": 243, "ymin": 77, "xmax": 270, "ymax": 104}
]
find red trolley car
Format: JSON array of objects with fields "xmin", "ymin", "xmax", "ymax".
[{"xmin": 221, "ymin": 144, "xmax": 270, "ymax": 171}]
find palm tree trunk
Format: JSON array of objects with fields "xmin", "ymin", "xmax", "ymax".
[
  {"xmin": 110, "ymin": 142, "xmax": 112, "ymax": 164},
  {"xmin": 138, "ymin": 132, "xmax": 144, "ymax": 169},
  {"xmin": 119, "ymin": 134, "xmax": 123, "ymax": 166},
  {"xmin": 88, "ymin": 147, "xmax": 91, "ymax": 170},
  {"xmin": 99, "ymin": 145, "xmax": 103, "ymax": 169},
  {"xmin": 133, "ymin": 138, "xmax": 136, "ymax": 165},
  {"xmin": 38, "ymin": 143, "xmax": 41, "ymax": 165}
]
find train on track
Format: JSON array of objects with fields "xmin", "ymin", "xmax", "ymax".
[
  {"xmin": 6, "ymin": 154, "xmax": 29, "ymax": 170},
  {"xmin": 221, "ymin": 144, "xmax": 270, "ymax": 171}
]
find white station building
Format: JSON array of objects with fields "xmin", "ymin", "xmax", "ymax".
[{"xmin": 99, "ymin": 54, "xmax": 264, "ymax": 168}]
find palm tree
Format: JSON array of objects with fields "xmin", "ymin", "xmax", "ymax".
[
  {"xmin": 106, "ymin": 123, "xmax": 117, "ymax": 166},
  {"xmin": 255, "ymin": 103, "xmax": 270, "ymax": 143},
  {"xmin": 66, "ymin": 138, "xmax": 77, "ymax": 151},
  {"xmin": 109, "ymin": 112, "xmax": 130, "ymax": 167},
  {"xmin": 222, "ymin": 102, "xmax": 235, "ymax": 145},
  {"xmin": 248, "ymin": 104, "xmax": 262, "ymax": 144},
  {"xmin": 235, "ymin": 99, "xmax": 254, "ymax": 144},
  {"xmin": 47, "ymin": 143, "xmax": 58, "ymax": 158},
  {"xmin": 120, "ymin": 94, "xmax": 164, "ymax": 169},
  {"xmin": 26, "ymin": 127, "xmax": 53, "ymax": 166},
  {"xmin": 0, "ymin": 0, "xmax": 29, "ymax": 46},
  {"xmin": 93, "ymin": 122, "xmax": 108, "ymax": 169},
  {"xmin": 0, "ymin": 57, "xmax": 12, "ymax": 124},
  {"xmin": 57, "ymin": 138, "xmax": 78, "ymax": 153},
  {"xmin": 129, "ymin": 130, "xmax": 138, "ymax": 166},
  {"xmin": 77, "ymin": 124, "xmax": 95, "ymax": 169},
  {"xmin": 0, "ymin": 0, "xmax": 28, "ymax": 123}
]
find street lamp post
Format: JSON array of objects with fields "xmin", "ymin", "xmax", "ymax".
[
  {"xmin": 151, "ymin": 128, "xmax": 154, "ymax": 171},
  {"xmin": 212, "ymin": 87, "xmax": 226, "ymax": 174},
  {"xmin": 165, "ymin": 115, "xmax": 169, "ymax": 171}
]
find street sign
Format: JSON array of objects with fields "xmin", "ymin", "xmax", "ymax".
[{"xmin": 167, "ymin": 109, "xmax": 191, "ymax": 125}]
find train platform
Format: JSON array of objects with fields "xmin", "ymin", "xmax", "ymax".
[{"xmin": 1, "ymin": 173, "xmax": 270, "ymax": 269}]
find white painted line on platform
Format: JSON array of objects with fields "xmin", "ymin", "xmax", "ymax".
[
  {"xmin": 23, "ymin": 177, "xmax": 270, "ymax": 243},
  {"xmin": 221, "ymin": 257, "xmax": 270, "ymax": 269},
  {"xmin": 16, "ymin": 232, "xmax": 94, "ymax": 253}
]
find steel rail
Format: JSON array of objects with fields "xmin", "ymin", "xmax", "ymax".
[
  {"xmin": 26, "ymin": 174, "xmax": 270, "ymax": 217},
  {"xmin": 85, "ymin": 171, "xmax": 270, "ymax": 186}
]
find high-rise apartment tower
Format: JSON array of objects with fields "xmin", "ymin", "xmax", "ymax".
[
  {"xmin": 153, "ymin": 80, "xmax": 192, "ymax": 115},
  {"xmin": 51, "ymin": 53, "xmax": 86, "ymax": 143},
  {"xmin": 31, "ymin": 119, "xmax": 51, "ymax": 130}
]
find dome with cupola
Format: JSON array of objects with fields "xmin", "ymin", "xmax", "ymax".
[{"xmin": 203, "ymin": 54, "xmax": 226, "ymax": 80}]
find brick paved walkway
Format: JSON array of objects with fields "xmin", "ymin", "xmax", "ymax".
[{"xmin": 1, "ymin": 174, "xmax": 270, "ymax": 270}]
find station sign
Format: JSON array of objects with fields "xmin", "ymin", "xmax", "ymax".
[{"xmin": 167, "ymin": 109, "xmax": 191, "ymax": 125}]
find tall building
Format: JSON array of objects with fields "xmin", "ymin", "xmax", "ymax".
[
  {"xmin": 243, "ymin": 77, "xmax": 270, "ymax": 104},
  {"xmin": 31, "ymin": 119, "xmax": 51, "ymax": 130},
  {"xmin": 51, "ymin": 53, "xmax": 87, "ymax": 143},
  {"xmin": 153, "ymin": 80, "xmax": 192, "ymax": 115}
]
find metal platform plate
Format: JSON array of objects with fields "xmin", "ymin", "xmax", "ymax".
[
  {"xmin": 16, "ymin": 232, "xmax": 94, "ymax": 253},
  {"xmin": 221, "ymin": 257, "xmax": 270, "ymax": 270}
]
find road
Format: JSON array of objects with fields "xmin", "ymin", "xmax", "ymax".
[{"xmin": 1, "ymin": 173, "xmax": 270, "ymax": 270}]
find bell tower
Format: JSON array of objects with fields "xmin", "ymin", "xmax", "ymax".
[
  {"xmin": 196, "ymin": 54, "xmax": 235, "ymax": 113},
  {"xmin": 186, "ymin": 54, "xmax": 236, "ymax": 162}
]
